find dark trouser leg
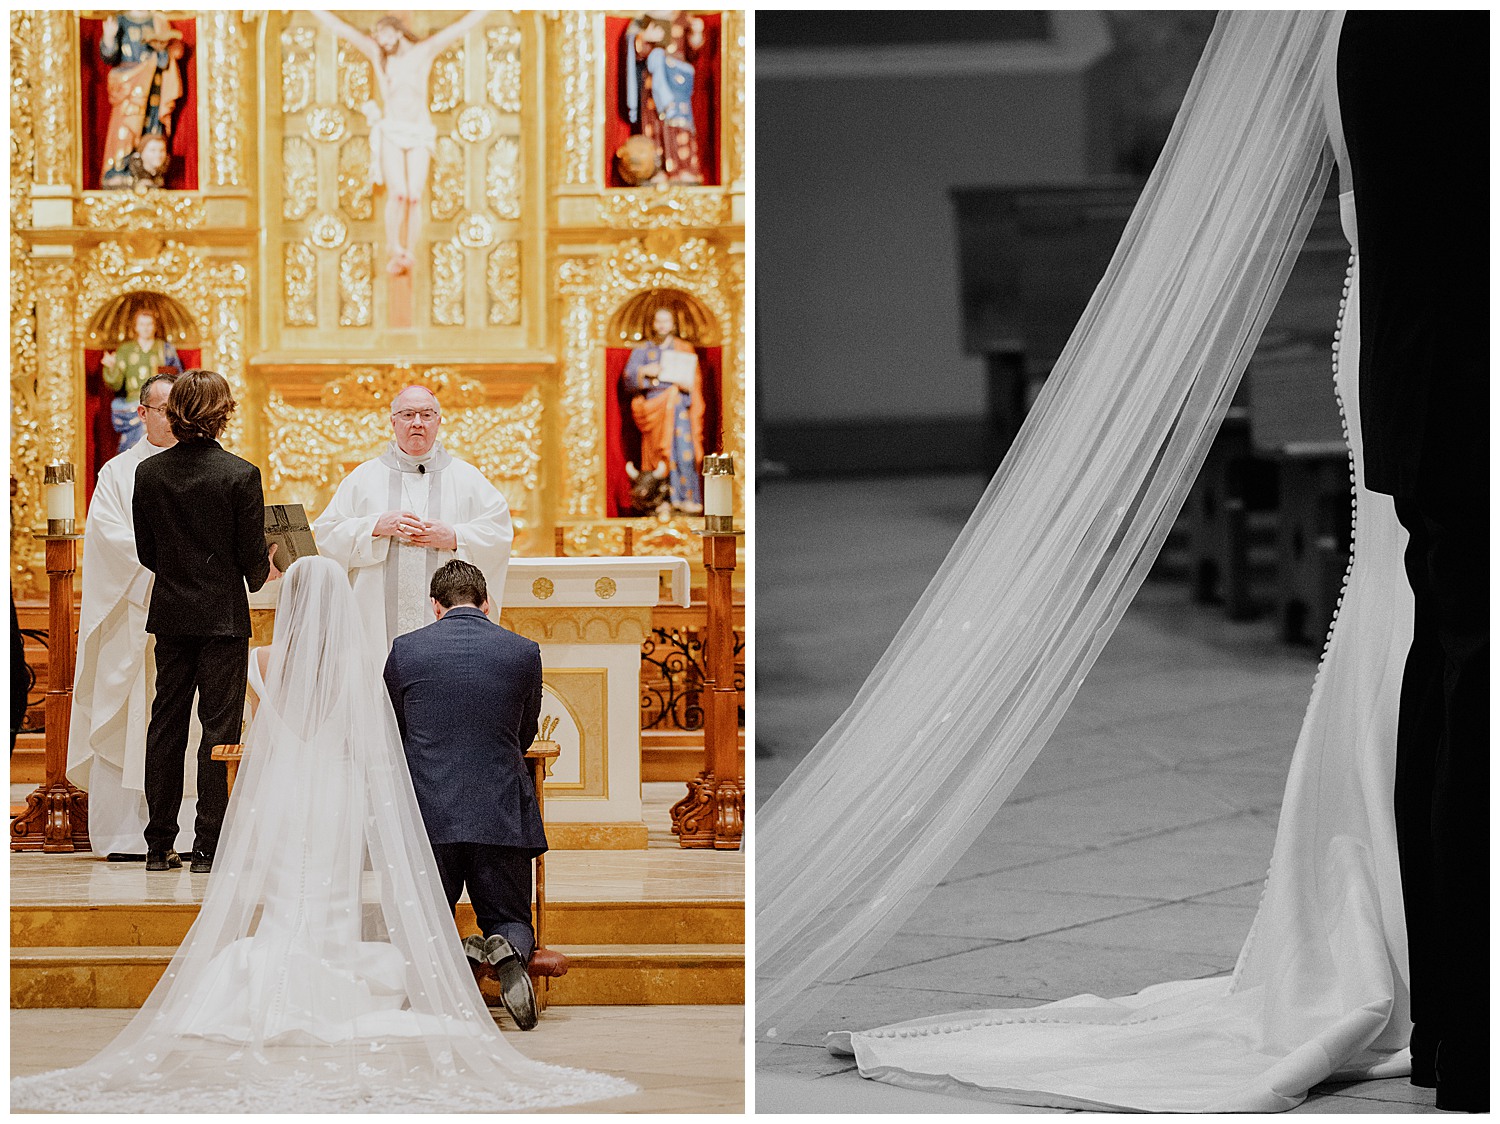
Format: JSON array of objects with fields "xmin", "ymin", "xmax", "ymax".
[
  {"xmin": 190, "ymin": 637, "xmax": 248, "ymax": 856},
  {"xmin": 1394, "ymin": 495, "xmax": 1489, "ymax": 1104},
  {"xmin": 429, "ymin": 841, "xmax": 470, "ymax": 916},
  {"xmin": 466, "ymin": 844, "xmax": 536, "ymax": 963},
  {"xmin": 143, "ymin": 636, "xmax": 199, "ymax": 852}
]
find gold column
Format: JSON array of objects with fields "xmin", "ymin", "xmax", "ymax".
[{"xmin": 557, "ymin": 256, "xmax": 602, "ymax": 518}]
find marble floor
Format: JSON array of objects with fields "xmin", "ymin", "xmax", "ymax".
[
  {"xmin": 11, "ymin": 783, "xmax": 743, "ymax": 906},
  {"xmin": 11, "ymin": 1004, "xmax": 746, "ymax": 1114},
  {"xmin": 754, "ymin": 473, "xmax": 1440, "ymax": 1115}
]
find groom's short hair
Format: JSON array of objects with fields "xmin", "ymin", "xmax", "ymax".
[{"xmin": 431, "ymin": 559, "xmax": 487, "ymax": 609}]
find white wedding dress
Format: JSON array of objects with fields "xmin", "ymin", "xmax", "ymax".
[
  {"xmin": 759, "ymin": 11, "xmax": 1417, "ymax": 1113},
  {"xmin": 12, "ymin": 557, "xmax": 633, "ymax": 1113}
]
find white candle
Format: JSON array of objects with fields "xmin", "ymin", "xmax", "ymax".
[
  {"xmin": 43, "ymin": 463, "xmax": 75, "ymax": 523},
  {"xmin": 704, "ymin": 474, "xmax": 733, "ymax": 518}
]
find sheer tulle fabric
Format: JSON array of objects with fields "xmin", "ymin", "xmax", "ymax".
[
  {"xmin": 12, "ymin": 557, "xmax": 632, "ymax": 1113},
  {"xmin": 759, "ymin": 9, "xmax": 1411, "ymax": 1110}
]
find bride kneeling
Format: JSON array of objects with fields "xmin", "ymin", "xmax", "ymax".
[{"xmin": 12, "ymin": 556, "xmax": 632, "ymax": 1113}]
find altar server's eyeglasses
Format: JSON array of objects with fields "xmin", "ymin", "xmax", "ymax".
[{"xmin": 393, "ymin": 409, "xmax": 440, "ymax": 423}]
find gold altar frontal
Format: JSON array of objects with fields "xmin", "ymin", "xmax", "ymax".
[{"xmin": 11, "ymin": 9, "xmax": 746, "ymax": 599}]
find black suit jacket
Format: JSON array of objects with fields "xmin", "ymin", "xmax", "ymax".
[
  {"xmin": 1337, "ymin": 13, "xmax": 1489, "ymax": 501},
  {"xmin": 133, "ymin": 438, "xmax": 270, "ymax": 637},
  {"xmin": 383, "ymin": 606, "xmax": 548, "ymax": 855}
]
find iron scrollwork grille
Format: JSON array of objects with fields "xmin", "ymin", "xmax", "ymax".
[{"xmin": 639, "ymin": 626, "xmax": 745, "ymax": 731}]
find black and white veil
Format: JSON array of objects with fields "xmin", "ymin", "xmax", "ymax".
[
  {"xmin": 12, "ymin": 556, "xmax": 632, "ymax": 1112},
  {"xmin": 758, "ymin": 10, "xmax": 1415, "ymax": 1110}
]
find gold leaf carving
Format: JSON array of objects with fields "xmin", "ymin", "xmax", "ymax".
[
  {"xmin": 282, "ymin": 137, "xmax": 317, "ymax": 221},
  {"xmin": 456, "ymin": 213, "xmax": 495, "ymax": 249},
  {"xmin": 338, "ymin": 244, "xmax": 373, "ymax": 327},
  {"xmin": 310, "ymin": 213, "xmax": 348, "ymax": 250},
  {"xmin": 487, "ymin": 242, "xmax": 520, "ymax": 326},
  {"xmin": 265, "ymin": 385, "xmax": 545, "ymax": 552},
  {"xmin": 486, "ymin": 135, "xmax": 520, "ymax": 221},
  {"xmin": 205, "ymin": 11, "xmax": 248, "ymax": 187},
  {"xmin": 280, "ymin": 23, "xmax": 317, "ymax": 114},
  {"xmin": 30, "ymin": 11, "xmax": 73, "ymax": 186},
  {"xmin": 555, "ymin": 11, "xmax": 596, "ymax": 187},
  {"xmin": 10, "ymin": 14, "xmax": 36, "ymax": 225},
  {"xmin": 533, "ymin": 577, "xmax": 554, "ymax": 600},
  {"xmin": 457, "ymin": 105, "xmax": 494, "ymax": 144},
  {"xmin": 337, "ymin": 41, "xmax": 374, "ymax": 112},
  {"xmin": 82, "ymin": 192, "xmax": 208, "ymax": 232},
  {"xmin": 727, "ymin": 9, "xmax": 746, "ymax": 182},
  {"xmin": 594, "ymin": 577, "xmax": 617, "ymax": 600},
  {"xmin": 283, "ymin": 242, "xmax": 317, "ymax": 326},
  {"xmin": 485, "ymin": 25, "xmax": 522, "ymax": 113},
  {"xmin": 557, "ymin": 257, "xmax": 601, "ymax": 516},
  {"xmin": 429, "ymin": 138, "xmax": 464, "ymax": 221},
  {"xmin": 599, "ymin": 189, "xmax": 730, "ymax": 231},
  {"xmin": 319, "ymin": 365, "xmax": 487, "ymax": 410},
  {"xmin": 431, "ymin": 239, "xmax": 465, "ymax": 326},
  {"xmin": 430, "ymin": 43, "xmax": 463, "ymax": 113},
  {"xmin": 337, "ymin": 136, "xmax": 374, "ymax": 221},
  {"xmin": 306, "ymin": 106, "xmax": 349, "ymax": 144}
]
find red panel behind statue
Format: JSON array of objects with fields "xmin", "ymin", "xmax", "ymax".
[
  {"xmin": 606, "ymin": 345, "xmax": 721, "ymax": 518},
  {"xmin": 605, "ymin": 13, "xmax": 721, "ymax": 187},
  {"xmin": 79, "ymin": 16, "xmax": 199, "ymax": 192}
]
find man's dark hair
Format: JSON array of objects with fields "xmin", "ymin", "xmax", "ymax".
[
  {"xmin": 138, "ymin": 369, "xmax": 178, "ymax": 408},
  {"xmin": 430, "ymin": 559, "xmax": 488, "ymax": 609},
  {"xmin": 165, "ymin": 368, "xmax": 236, "ymax": 441}
]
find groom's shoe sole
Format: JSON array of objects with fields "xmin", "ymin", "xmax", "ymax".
[{"xmin": 495, "ymin": 958, "xmax": 539, "ymax": 1031}]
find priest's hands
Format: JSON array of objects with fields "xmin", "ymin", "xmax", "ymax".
[{"xmin": 373, "ymin": 510, "xmax": 457, "ymax": 551}]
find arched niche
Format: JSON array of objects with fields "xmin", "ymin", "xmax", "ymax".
[
  {"xmin": 82, "ymin": 290, "xmax": 204, "ymax": 499},
  {"xmin": 604, "ymin": 287, "xmax": 723, "ymax": 519}
]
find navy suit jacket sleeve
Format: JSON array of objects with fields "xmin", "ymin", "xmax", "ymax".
[
  {"xmin": 236, "ymin": 464, "xmax": 271, "ymax": 593},
  {"xmin": 383, "ymin": 642, "xmax": 407, "ymax": 740},
  {"xmin": 132, "ymin": 473, "xmax": 158, "ymax": 573},
  {"xmin": 519, "ymin": 644, "xmax": 542, "ymax": 751}
]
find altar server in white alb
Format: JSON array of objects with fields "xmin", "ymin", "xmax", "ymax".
[
  {"xmin": 66, "ymin": 372, "xmax": 196, "ymax": 858},
  {"xmin": 314, "ymin": 386, "xmax": 513, "ymax": 659}
]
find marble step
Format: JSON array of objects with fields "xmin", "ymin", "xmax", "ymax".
[
  {"xmin": 11, "ymin": 943, "xmax": 746, "ymax": 1009},
  {"xmin": 13, "ymin": 899, "xmax": 743, "ymax": 949}
]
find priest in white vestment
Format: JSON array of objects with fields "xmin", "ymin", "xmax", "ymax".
[
  {"xmin": 313, "ymin": 386, "xmax": 513, "ymax": 660},
  {"xmin": 66, "ymin": 373, "xmax": 197, "ymax": 858}
]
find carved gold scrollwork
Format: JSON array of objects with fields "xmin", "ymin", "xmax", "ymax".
[
  {"xmin": 205, "ymin": 261, "xmax": 251, "ymax": 453},
  {"xmin": 33, "ymin": 260, "xmax": 77, "ymax": 469},
  {"xmin": 82, "ymin": 193, "xmax": 209, "ymax": 232},
  {"xmin": 600, "ymin": 190, "xmax": 731, "ymax": 231},
  {"xmin": 282, "ymin": 138, "xmax": 317, "ymax": 221},
  {"xmin": 485, "ymin": 25, "xmax": 522, "ymax": 113},
  {"xmin": 205, "ymin": 11, "xmax": 248, "ymax": 187},
  {"xmin": 457, "ymin": 106, "xmax": 495, "ymax": 143},
  {"xmin": 339, "ymin": 244, "xmax": 373, "ymax": 327},
  {"xmin": 337, "ymin": 41, "xmax": 373, "ymax": 112},
  {"xmin": 555, "ymin": 11, "xmax": 597, "ymax": 187},
  {"xmin": 306, "ymin": 106, "xmax": 348, "ymax": 144},
  {"xmin": 430, "ymin": 43, "xmax": 464, "ymax": 112},
  {"xmin": 310, "ymin": 214, "xmax": 348, "ymax": 250},
  {"xmin": 280, "ymin": 23, "xmax": 317, "ymax": 114},
  {"xmin": 283, "ymin": 242, "xmax": 317, "ymax": 326},
  {"xmin": 30, "ymin": 11, "xmax": 73, "ymax": 187},
  {"xmin": 319, "ymin": 365, "xmax": 487, "ymax": 409},
  {"xmin": 727, "ymin": 10, "xmax": 746, "ymax": 182},
  {"xmin": 486, "ymin": 136, "xmax": 521, "ymax": 221},
  {"xmin": 430, "ymin": 138, "xmax": 464, "ymax": 221},
  {"xmin": 11, "ymin": 14, "xmax": 37, "ymax": 222},
  {"xmin": 337, "ymin": 137, "xmax": 374, "ymax": 221},
  {"xmin": 431, "ymin": 239, "xmax": 465, "ymax": 325},
  {"xmin": 557, "ymin": 257, "xmax": 602, "ymax": 516},
  {"xmin": 487, "ymin": 242, "xmax": 521, "ymax": 326},
  {"xmin": 456, "ymin": 213, "xmax": 495, "ymax": 249}
]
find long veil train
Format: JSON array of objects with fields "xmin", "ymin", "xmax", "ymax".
[
  {"xmin": 12, "ymin": 557, "xmax": 633, "ymax": 1113},
  {"xmin": 758, "ymin": 10, "xmax": 1413, "ymax": 1111}
]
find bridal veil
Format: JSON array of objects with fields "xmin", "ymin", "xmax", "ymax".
[
  {"xmin": 12, "ymin": 556, "xmax": 631, "ymax": 1112},
  {"xmin": 758, "ymin": 10, "xmax": 1413, "ymax": 1110}
]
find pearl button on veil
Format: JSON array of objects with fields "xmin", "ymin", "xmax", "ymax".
[
  {"xmin": 758, "ymin": 10, "xmax": 1416, "ymax": 1111},
  {"xmin": 12, "ymin": 556, "xmax": 632, "ymax": 1113}
]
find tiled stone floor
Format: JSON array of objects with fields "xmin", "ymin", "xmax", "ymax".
[
  {"xmin": 10, "ymin": 783, "xmax": 744, "ymax": 906},
  {"xmin": 11, "ymin": 1004, "xmax": 746, "ymax": 1114},
  {"xmin": 754, "ymin": 473, "xmax": 1439, "ymax": 1114}
]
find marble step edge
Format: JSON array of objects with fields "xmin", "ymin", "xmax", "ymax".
[{"xmin": 12, "ymin": 899, "xmax": 745, "ymax": 947}]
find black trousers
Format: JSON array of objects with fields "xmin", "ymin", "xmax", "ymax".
[
  {"xmin": 144, "ymin": 634, "xmax": 248, "ymax": 855},
  {"xmin": 430, "ymin": 841, "xmax": 536, "ymax": 964},
  {"xmin": 1393, "ymin": 494, "xmax": 1488, "ymax": 1095}
]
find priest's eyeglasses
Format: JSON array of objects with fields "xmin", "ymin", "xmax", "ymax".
[{"xmin": 393, "ymin": 409, "xmax": 440, "ymax": 423}]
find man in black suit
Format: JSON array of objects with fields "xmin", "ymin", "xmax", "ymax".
[
  {"xmin": 133, "ymin": 369, "xmax": 276, "ymax": 874},
  {"xmin": 383, "ymin": 558, "xmax": 545, "ymax": 1030},
  {"xmin": 1338, "ymin": 14, "xmax": 1488, "ymax": 1113}
]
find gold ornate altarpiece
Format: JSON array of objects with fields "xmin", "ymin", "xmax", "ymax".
[{"xmin": 10, "ymin": 9, "xmax": 746, "ymax": 597}]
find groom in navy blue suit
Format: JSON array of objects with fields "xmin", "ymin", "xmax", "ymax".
[{"xmin": 383, "ymin": 559, "xmax": 547, "ymax": 1029}]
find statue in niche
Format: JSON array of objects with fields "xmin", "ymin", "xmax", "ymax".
[
  {"xmin": 99, "ymin": 11, "xmax": 185, "ymax": 189},
  {"xmin": 109, "ymin": 131, "xmax": 171, "ymax": 192},
  {"xmin": 622, "ymin": 305, "xmax": 705, "ymax": 513},
  {"xmin": 313, "ymin": 10, "xmax": 488, "ymax": 276},
  {"xmin": 620, "ymin": 11, "xmax": 707, "ymax": 185},
  {"xmin": 101, "ymin": 307, "xmax": 183, "ymax": 453}
]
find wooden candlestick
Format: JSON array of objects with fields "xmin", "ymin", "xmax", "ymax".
[
  {"xmin": 670, "ymin": 531, "xmax": 744, "ymax": 849},
  {"xmin": 11, "ymin": 535, "xmax": 90, "ymax": 852}
]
